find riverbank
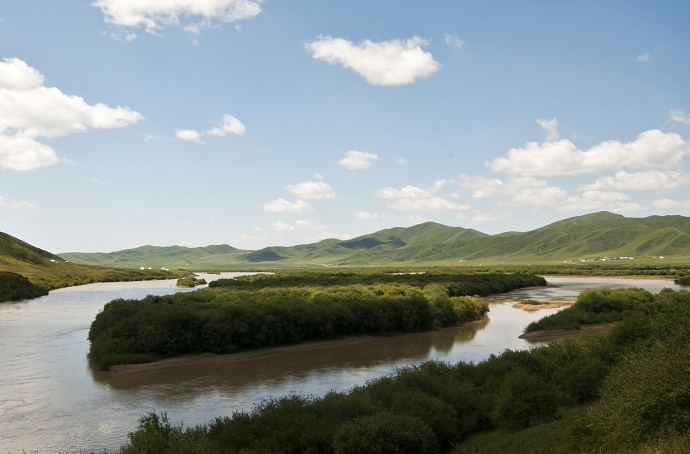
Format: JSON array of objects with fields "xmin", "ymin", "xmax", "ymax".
[
  {"xmin": 107, "ymin": 333, "xmax": 397, "ymax": 374},
  {"xmin": 518, "ymin": 323, "xmax": 616, "ymax": 341}
]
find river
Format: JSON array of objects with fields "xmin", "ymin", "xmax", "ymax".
[{"xmin": 0, "ymin": 275, "xmax": 683, "ymax": 452}]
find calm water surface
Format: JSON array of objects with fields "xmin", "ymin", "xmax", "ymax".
[{"xmin": 0, "ymin": 275, "xmax": 682, "ymax": 452}]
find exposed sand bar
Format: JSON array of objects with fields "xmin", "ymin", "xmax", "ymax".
[
  {"xmin": 518, "ymin": 323, "xmax": 616, "ymax": 341},
  {"xmin": 106, "ymin": 334, "xmax": 393, "ymax": 374}
]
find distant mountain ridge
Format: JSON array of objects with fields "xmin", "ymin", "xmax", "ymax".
[{"xmin": 58, "ymin": 212, "xmax": 690, "ymax": 268}]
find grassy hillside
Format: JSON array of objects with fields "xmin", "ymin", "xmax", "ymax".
[
  {"xmin": 0, "ymin": 232, "xmax": 190, "ymax": 291},
  {"xmin": 59, "ymin": 212, "xmax": 690, "ymax": 269}
]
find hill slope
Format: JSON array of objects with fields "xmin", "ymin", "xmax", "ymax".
[
  {"xmin": 58, "ymin": 212, "xmax": 690, "ymax": 269},
  {"xmin": 0, "ymin": 232, "xmax": 189, "ymax": 291}
]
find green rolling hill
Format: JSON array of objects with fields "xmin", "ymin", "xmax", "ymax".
[
  {"xmin": 0, "ymin": 232, "xmax": 189, "ymax": 291},
  {"xmin": 58, "ymin": 212, "xmax": 690, "ymax": 269}
]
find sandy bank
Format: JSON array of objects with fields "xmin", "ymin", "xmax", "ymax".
[
  {"xmin": 518, "ymin": 323, "xmax": 616, "ymax": 341},
  {"xmin": 107, "ymin": 334, "xmax": 394, "ymax": 374}
]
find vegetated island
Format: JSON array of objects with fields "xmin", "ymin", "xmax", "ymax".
[
  {"xmin": 0, "ymin": 231, "xmax": 191, "ymax": 302},
  {"xmin": 176, "ymin": 276, "xmax": 207, "ymax": 287},
  {"xmin": 88, "ymin": 270, "xmax": 546, "ymax": 369},
  {"xmin": 115, "ymin": 286, "xmax": 690, "ymax": 454}
]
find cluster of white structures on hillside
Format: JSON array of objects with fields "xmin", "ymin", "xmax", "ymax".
[{"xmin": 563, "ymin": 256, "xmax": 636, "ymax": 263}]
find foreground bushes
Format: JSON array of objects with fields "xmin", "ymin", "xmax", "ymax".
[
  {"xmin": 116, "ymin": 288, "xmax": 690, "ymax": 454},
  {"xmin": 89, "ymin": 272, "xmax": 533, "ymax": 369}
]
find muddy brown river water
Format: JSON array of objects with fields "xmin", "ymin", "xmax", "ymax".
[{"xmin": 0, "ymin": 274, "xmax": 682, "ymax": 452}]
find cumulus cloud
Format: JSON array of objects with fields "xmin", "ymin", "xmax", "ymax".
[
  {"xmin": 175, "ymin": 129, "xmax": 204, "ymax": 143},
  {"xmin": 0, "ymin": 58, "xmax": 142, "ymax": 171},
  {"xmin": 394, "ymin": 157, "xmax": 407, "ymax": 166},
  {"xmin": 488, "ymin": 126, "xmax": 690, "ymax": 176},
  {"xmin": 508, "ymin": 185, "xmax": 643, "ymax": 213},
  {"xmin": 376, "ymin": 179, "xmax": 446, "ymax": 200},
  {"xmin": 93, "ymin": 0, "xmax": 263, "ymax": 35},
  {"xmin": 458, "ymin": 175, "xmax": 547, "ymax": 198},
  {"xmin": 578, "ymin": 170, "xmax": 690, "ymax": 192},
  {"xmin": 176, "ymin": 113, "xmax": 245, "ymax": 143},
  {"xmin": 285, "ymin": 180, "xmax": 336, "ymax": 200},
  {"xmin": 337, "ymin": 150, "xmax": 378, "ymax": 170},
  {"xmin": 262, "ymin": 198, "xmax": 314, "ymax": 213},
  {"xmin": 0, "ymin": 196, "xmax": 39, "ymax": 210},
  {"xmin": 305, "ymin": 36, "xmax": 441, "ymax": 86},
  {"xmin": 206, "ymin": 114, "xmax": 245, "ymax": 136},
  {"xmin": 376, "ymin": 179, "xmax": 469, "ymax": 212},
  {"xmin": 637, "ymin": 52, "xmax": 650, "ymax": 62},
  {"xmin": 652, "ymin": 198, "xmax": 690, "ymax": 209},
  {"xmin": 670, "ymin": 109, "xmax": 690, "ymax": 125}
]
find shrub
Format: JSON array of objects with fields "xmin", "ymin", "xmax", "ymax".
[{"xmin": 333, "ymin": 411, "xmax": 439, "ymax": 454}]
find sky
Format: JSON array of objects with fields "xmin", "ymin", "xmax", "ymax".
[{"xmin": 1, "ymin": 0, "xmax": 689, "ymax": 253}]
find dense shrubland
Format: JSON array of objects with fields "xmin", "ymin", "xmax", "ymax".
[
  {"xmin": 89, "ymin": 272, "xmax": 543, "ymax": 368},
  {"xmin": 176, "ymin": 276, "xmax": 207, "ymax": 287},
  {"xmin": 0, "ymin": 271, "xmax": 49, "ymax": 302},
  {"xmin": 524, "ymin": 287, "xmax": 659, "ymax": 332},
  {"xmin": 116, "ymin": 288, "xmax": 690, "ymax": 454}
]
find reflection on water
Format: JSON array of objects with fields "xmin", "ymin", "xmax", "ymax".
[{"xmin": 0, "ymin": 275, "xmax": 680, "ymax": 452}]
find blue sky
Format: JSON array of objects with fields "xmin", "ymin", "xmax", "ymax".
[{"xmin": 1, "ymin": 0, "xmax": 689, "ymax": 253}]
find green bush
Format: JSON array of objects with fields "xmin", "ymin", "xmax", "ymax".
[{"xmin": 333, "ymin": 411, "xmax": 439, "ymax": 454}]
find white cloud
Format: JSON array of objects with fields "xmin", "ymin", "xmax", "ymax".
[
  {"xmin": 206, "ymin": 114, "xmax": 245, "ymax": 136},
  {"xmin": 305, "ymin": 36, "xmax": 441, "ymax": 86},
  {"xmin": 253, "ymin": 227, "xmax": 264, "ymax": 232},
  {"xmin": 272, "ymin": 220, "xmax": 296, "ymax": 232},
  {"xmin": 444, "ymin": 34, "xmax": 464, "ymax": 49},
  {"xmin": 262, "ymin": 198, "xmax": 314, "ymax": 213},
  {"xmin": 0, "ymin": 58, "xmax": 142, "ymax": 171},
  {"xmin": 285, "ymin": 180, "xmax": 336, "ymax": 200},
  {"xmin": 376, "ymin": 179, "xmax": 446, "ymax": 200},
  {"xmin": 652, "ymin": 198, "xmax": 690, "ymax": 209},
  {"xmin": 93, "ymin": 0, "xmax": 263, "ymax": 35},
  {"xmin": 488, "ymin": 127, "xmax": 690, "ymax": 176},
  {"xmin": 175, "ymin": 129, "xmax": 204, "ymax": 143},
  {"xmin": 536, "ymin": 117, "xmax": 559, "ymax": 142},
  {"xmin": 356, "ymin": 212, "xmax": 385, "ymax": 221},
  {"xmin": 394, "ymin": 157, "xmax": 407, "ymax": 166},
  {"xmin": 376, "ymin": 180, "xmax": 469, "ymax": 212},
  {"xmin": 337, "ymin": 150, "xmax": 378, "ymax": 170},
  {"xmin": 637, "ymin": 52, "xmax": 650, "ymax": 62},
  {"xmin": 0, "ymin": 196, "xmax": 39, "ymax": 210},
  {"xmin": 177, "ymin": 113, "xmax": 245, "ymax": 142},
  {"xmin": 312, "ymin": 172, "xmax": 324, "ymax": 180},
  {"xmin": 670, "ymin": 109, "xmax": 690, "ymax": 125},
  {"xmin": 579, "ymin": 170, "xmax": 690, "ymax": 192},
  {"xmin": 458, "ymin": 175, "xmax": 547, "ymax": 198},
  {"xmin": 471, "ymin": 209, "xmax": 511, "ymax": 222},
  {"xmin": 142, "ymin": 133, "xmax": 159, "ymax": 141}
]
